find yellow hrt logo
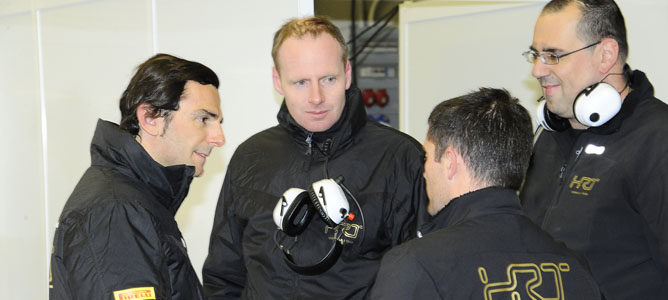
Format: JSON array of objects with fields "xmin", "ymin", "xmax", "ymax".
[
  {"xmin": 569, "ymin": 175, "xmax": 600, "ymax": 196},
  {"xmin": 478, "ymin": 263, "xmax": 570, "ymax": 300},
  {"xmin": 325, "ymin": 222, "xmax": 363, "ymax": 244}
]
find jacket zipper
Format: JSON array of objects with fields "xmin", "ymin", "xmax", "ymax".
[
  {"xmin": 305, "ymin": 132, "xmax": 313, "ymax": 155},
  {"xmin": 558, "ymin": 146, "xmax": 583, "ymax": 181},
  {"xmin": 542, "ymin": 141, "xmax": 585, "ymax": 228}
]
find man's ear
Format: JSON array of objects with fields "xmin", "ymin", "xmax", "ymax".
[
  {"xmin": 136, "ymin": 103, "xmax": 164, "ymax": 137},
  {"xmin": 272, "ymin": 67, "xmax": 285, "ymax": 96},
  {"xmin": 344, "ymin": 59, "xmax": 352, "ymax": 89},
  {"xmin": 598, "ymin": 37, "xmax": 619, "ymax": 73},
  {"xmin": 443, "ymin": 146, "xmax": 459, "ymax": 180}
]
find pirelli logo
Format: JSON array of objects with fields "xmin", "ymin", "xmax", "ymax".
[{"xmin": 113, "ymin": 287, "xmax": 156, "ymax": 300}]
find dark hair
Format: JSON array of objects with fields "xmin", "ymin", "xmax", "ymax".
[
  {"xmin": 544, "ymin": 0, "xmax": 628, "ymax": 62},
  {"xmin": 427, "ymin": 88, "xmax": 533, "ymax": 190},
  {"xmin": 119, "ymin": 53, "xmax": 219, "ymax": 135}
]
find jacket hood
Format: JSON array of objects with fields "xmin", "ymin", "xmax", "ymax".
[
  {"xmin": 420, "ymin": 187, "xmax": 522, "ymax": 236},
  {"xmin": 276, "ymin": 86, "xmax": 367, "ymax": 157},
  {"xmin": 90, "ymin": 119, "xmax": 194, "ymax": 215}
]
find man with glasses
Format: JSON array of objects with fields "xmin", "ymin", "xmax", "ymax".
[{"xmin": 520, "ymin": 1, "xmax": 668, "ymax": 299}]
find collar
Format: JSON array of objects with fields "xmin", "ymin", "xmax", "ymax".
[
  {"xmin": 90, "ymin": 119, "xmax": 195, "ymax": 215},
  {"xmin": 276, "ymin": 86, "xmax": 367, "ymax": 157},
  {"xmin": 419, "ymin": 187, "xmax": 522, "ymax": 236}
]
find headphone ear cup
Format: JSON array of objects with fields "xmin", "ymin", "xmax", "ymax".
[
  {"xmin": 273, "ymin": 188, "xmax": 315, "ymax": 236},
  {"xmin": 309, "ymin": 185, "xmax": 336, "ymax": 227},
  {"xmin": 308, "ymin": 179, "xmax": 350, "ymax": 227},
  {"xmin": 536, "ymin": 99, "xmax": 570, "ymax": 132},
  {"xmin": 573, "ymin": 82, "xmax": 622, "ymax": 127}
]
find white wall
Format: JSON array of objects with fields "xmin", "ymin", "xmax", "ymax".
[
  {"xmin": 0, "ymin": 0, "xmax": 311, "ymax": 298},
  {"xmin": 400, "ymin": 0, "xmax": 668, "ymax": 142}
]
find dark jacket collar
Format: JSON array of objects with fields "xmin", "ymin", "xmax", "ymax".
[
  {"xmin": 419, "ymin": 187, "xmax": 522, "ymax": 236},
  {"xmin": 276, "ymin": 86, "xmax": 367, "ymax": 158},
  {"xmin": 90, "ymin": 119, "xmax": 194, "ymax": 215}
]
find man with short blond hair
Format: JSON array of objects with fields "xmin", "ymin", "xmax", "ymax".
[{"xmin": 203, "ymin": 16, "xmax": 426, "ymax": 299}]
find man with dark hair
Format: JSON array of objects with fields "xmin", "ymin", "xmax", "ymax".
[
  {"xmin": 520, "ymin": 1, "xmax": 668, "ymax": 298},
  {"xmin": 369, "ymin": 88, "xmax": 600, "ymax": 299},
  {"xmin": 49, "ymin": 53, "xmax": 225, "ymax": 300},
  {"xmin": 203, "ymin": 16, "xmax": 426, "ymax": 299}
]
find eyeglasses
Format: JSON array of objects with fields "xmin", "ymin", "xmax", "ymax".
[{"xmin": 522, "ymin": 41, "xmax": 601, "ymax": 65}]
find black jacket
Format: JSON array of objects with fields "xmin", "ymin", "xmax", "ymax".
[
  {"xmin": 49, "ymin": 120, "xmax": 204, "ymax": 300},
  {"xmin": 202, "ymin": 87, "xmax": 427, "ymax": 299},
  {"xmin": 370, "ymin": 187, "xmax": 601, "ymax": 300},
  {"xmin": 521, "ymin": 70, "xmax": 668, "ymax": 299}
]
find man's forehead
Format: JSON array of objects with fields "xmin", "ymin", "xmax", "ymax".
[
  {"xmin": 423, "ymin": 139, "xmax": 435, "ymax": 151},
  {"xmin": 179, "ymin": 82, "xmax": 222, "ymax": 119},
  {"xmin": 276, "ymin": 34, "xmax": 344, "ymax": 66},
  {"xmin": 533, "ymin": 8, "xmax": 582, "ymax": 51}
]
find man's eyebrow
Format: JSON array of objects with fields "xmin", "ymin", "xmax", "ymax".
[
  {"xmin": 529, "ymin": 45, "xmax": 559, "ymax": 53},
  {"xmin": 193, "ymin": 109, "xmax": 223, "ymax": 123}
]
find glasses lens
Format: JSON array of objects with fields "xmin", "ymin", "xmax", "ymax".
[
  {"xmin": 543, "ymin": 53, "xmax": 559, "ymax": 65},
  {"xmin": 523, "ymin": 51, "xmax": 537, "ymax": 63}
]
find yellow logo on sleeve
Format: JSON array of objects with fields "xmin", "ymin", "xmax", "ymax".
[{"xmin": 113, "ymin": 287, "xmax": 156, "ymax": 300}]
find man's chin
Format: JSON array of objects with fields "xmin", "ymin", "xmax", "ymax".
[
  {"xmin": 304, "ymin": 121, "xmax": 335, "ymax": 133},
  {"xmin": 193, "ymin": 165, "xmax": 204, "ymax": 177}
]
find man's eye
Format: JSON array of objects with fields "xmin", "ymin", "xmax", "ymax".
[
  {"xmin": 322, "ymin": 76, "xmax": 336, "ymax": 85},
  {"xmin": 198, "ymin": 116, "xmax": 209, "ymax": 123},
  {"xmin": 295, "ymin": 80, "xmax": 306, "ymax": 86}
]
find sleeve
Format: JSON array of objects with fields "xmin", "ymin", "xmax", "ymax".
[
  {"xmin": 368, "ymin": 247, "xmax": 440, "ymax": 299},
  {"xmin": 202, "ymin": 170, "xmax": 247, "ymax": 299},
  {"xmin": 386, "ymin": 140, "xmax": 427, "ymax": 245},
  {"xmin": 635, "ymin": 152, "xmax": 668, "ymax": 292},
  {"xmin": 50, "ymin": 201, "xmax": 169, "ymax": 300}
]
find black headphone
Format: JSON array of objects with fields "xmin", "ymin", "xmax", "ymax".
[
  {"xmin": 537, "ymin": 67, "xmax": 631, "ymax": 132},
  {"xmin": 273, "ymin": 176, "xmax": 361, "ymax": 275}
]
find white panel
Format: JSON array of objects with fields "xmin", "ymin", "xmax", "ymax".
[
  {"xmin": 297, "ymin": 0, "xmax": 314, "ymax": 17},
  {"xmin": 0, "ymin": 11, "xmax": 46, "ymax": 300},
  {"xmin": 40, "ymin": 0, "xmax": 153, "ymax": 257},
  {"xmin": 400, "ymin": 2, "xmax": 543, "ymax": 142},
  {"xmin": 155, "ymin": 0, "xmax": 301, "ymax": 279},
  {"xmin": 618, "ymin": 1, "xmax": 668, "ymax": 102}
]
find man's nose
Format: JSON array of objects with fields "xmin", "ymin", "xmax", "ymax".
[
  {"xmin": 308, "ymin": 84, "xmax": 324, "ymax": 105},
  {"xmin": 210, "ymin": 123, "xmax": 225, "ymax": 147},
  {"xmin": 532, "ymin": 59, "xmax": 550, "ymax": 79}
]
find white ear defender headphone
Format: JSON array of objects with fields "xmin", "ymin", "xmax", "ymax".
[
  {"xmin": 272, "ymin": 188, "xmax": 315, "ymax": 236},
  {"xmin": 537, "ymin": 67, "xmax": 630, "ymax": 131},
  {"xmin": 273, "ymin": 175, "xmax": 363, "ymax": 275},
  {"xmin": 572, "ymin": 82, "xmax": 622, "ymax": 127},
  {"xmin": 537, "ymin": 82, "xmax": 622, "ymax": 131},
  {"xmin": 308, "ymin": 178, "xmax": 350, "ymax": 226}
]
